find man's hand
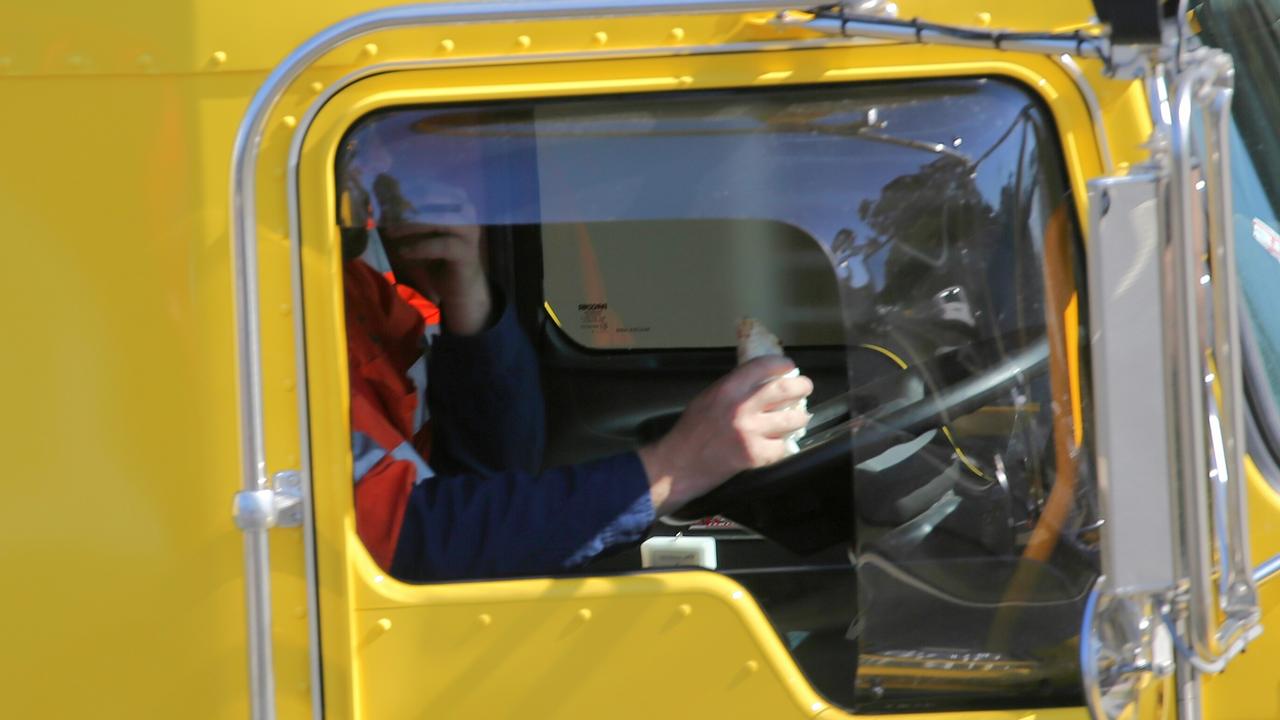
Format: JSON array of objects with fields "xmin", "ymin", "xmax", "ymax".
[
  {"xmin": 376, "ymin": 176, "xmax": 492, "ymax": 335},
  {"xmin": 638, "ymin": 356, "xmax": 814, "ymax": 516}
]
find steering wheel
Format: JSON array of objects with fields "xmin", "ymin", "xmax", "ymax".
[{"xmin": 667, "ymin": 337, "xmax": 1050, "ymax": 525}]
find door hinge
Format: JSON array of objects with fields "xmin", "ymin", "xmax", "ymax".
[{"xmin": 233, "ymin": 470, "xmax": 304, "ymax": 531}]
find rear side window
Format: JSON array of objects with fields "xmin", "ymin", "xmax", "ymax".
[
  {"xmin": 1196, "ymin": 0, "xmax": 1280, "ymax": 457},
  {"xmin": 336, "ymin": 77, "xmax": 1095, "ymax": 714}
]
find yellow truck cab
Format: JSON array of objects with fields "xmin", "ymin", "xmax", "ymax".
[{"xmin": 6, "ymin": 0, "xmax": 1280, "ymax": 718}]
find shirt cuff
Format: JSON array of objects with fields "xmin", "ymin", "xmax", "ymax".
[{"xmin": 563, "ymin": 452, "xmax": 655, "ymax": 567}]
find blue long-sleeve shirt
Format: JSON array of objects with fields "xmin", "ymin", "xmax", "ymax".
[{"xmin": 387, "ymin": 301, "xmax": 655, "ymax": 581}]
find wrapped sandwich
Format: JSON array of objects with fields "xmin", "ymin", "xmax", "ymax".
[{"xmin": 737, "ymin": 318, "xmax": 806, "ymax": 456}]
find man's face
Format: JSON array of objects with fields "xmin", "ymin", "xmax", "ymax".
[{"xmin": 374, "ymin": 175, "xmax": 482, "ymax": 299}]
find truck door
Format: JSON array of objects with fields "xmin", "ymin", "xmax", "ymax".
[{"xmin": 228, "ymin": 2, "xmax": 1194, "ymax": 718}]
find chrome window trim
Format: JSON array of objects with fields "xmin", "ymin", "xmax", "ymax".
[{"xmin": 1054, "ymin": 53, "xmax": 1114, "ymax": 175}]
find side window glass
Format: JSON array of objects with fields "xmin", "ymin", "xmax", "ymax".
[{"xmin": 335, "ymin": 78, "xmax": 1095, "ymax": 714}]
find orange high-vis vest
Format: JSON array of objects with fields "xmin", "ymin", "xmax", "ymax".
[{"xmin": 344, "ymin": 260, "xmax": 440, "ymax": 569}]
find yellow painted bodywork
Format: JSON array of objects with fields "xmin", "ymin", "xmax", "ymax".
[
  {"xmin": 0, "ymin": 0, "xmax": 1268, "ymax": 718},
  {"xmin": 1202, "ymin": 457, "xmax": 1280, "ymax": 719}
]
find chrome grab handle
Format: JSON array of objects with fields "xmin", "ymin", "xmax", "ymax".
[
  {"xmin": 1202, "ymin": 384, "xmax": 1260, "ymax": 653},
  {"xmin": 1205, "ymin": 389, "xmax": 1233, "ymax": 611},
  {"xmin": 1201, "ymin": 66, "xmax": 1261, "ymax": 634},
  {"xmin": 1169, "ymin": 48, "xmax": 1261, "ymax": 667}
]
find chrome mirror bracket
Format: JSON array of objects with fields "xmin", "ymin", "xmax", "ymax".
[
  {"xmin": 1083, "ymin": 579, "xmax": 1176, "ymax": 720},
  {"xmin": 1084, "ymin": 167, "xmax": 1179, "ymax": 720}
]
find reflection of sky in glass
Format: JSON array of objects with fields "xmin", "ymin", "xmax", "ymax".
[
  {"xmin": 524, "ymin": 83, "xmax": 1033, "ymax": 294},
  {"xmin": 1229, "ymin": 120, "xmax": 1280, "ymax": 407},
  {"xmin": 345, "ymin": 81, "xmax": 1039, "ymax": 297},
  {"xmin": 337, "ymin": 80, "xmax": 1066, "ymax": 356}
]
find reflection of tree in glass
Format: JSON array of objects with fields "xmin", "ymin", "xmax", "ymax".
[
  {"xmin": 853, "ymin": 154, "xmax": 999, "ymax": 356},
  {"xmin": 858, "ymin": 155, "xmax": 991, "ymax": 268}
]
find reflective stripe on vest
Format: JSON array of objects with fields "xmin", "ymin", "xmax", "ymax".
[{"xmin": 352, "ymin": 431, "xmax": 435, "ymax": 486}]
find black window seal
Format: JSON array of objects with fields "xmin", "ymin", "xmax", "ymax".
[{"xmin": 1241, "ymin": 309, "xmax": 1280, "ymax": 489}]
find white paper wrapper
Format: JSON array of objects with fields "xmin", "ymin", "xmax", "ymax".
[{"xmin": 736, "ymin": 318, "xmax": 806, "ymax": 455}]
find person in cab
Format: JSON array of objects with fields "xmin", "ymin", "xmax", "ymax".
[{"xmin": 341, "ymin": 154, "xmax": 814, "ymax": 582}]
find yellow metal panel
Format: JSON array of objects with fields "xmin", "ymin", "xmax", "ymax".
[
  {"xmin": 0, "ymin": 0, "xmax": 1103, "ymax": 76},
  {"xmin": 293, "ymin": 39, "xmax": 1117, "ymax": 719},
  {"xmin": 0, "ymin": 40, "xmax": 316, "ymax": 720},
  {"xmin": 356, "ymin": 572, "xmax": 825, "ymax": 719},
  {"xmin": 0, "ymin": 73, "xmax": 254, "ymax": 715},
  {"xmin": 1202, "ymin": 456, "xmax": 1280, "ymax": 720}
]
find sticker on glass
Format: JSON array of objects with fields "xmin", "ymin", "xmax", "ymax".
[{"xmin": 1252, "ymin": 217, "xmax": 1280, "ymax": 264}]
